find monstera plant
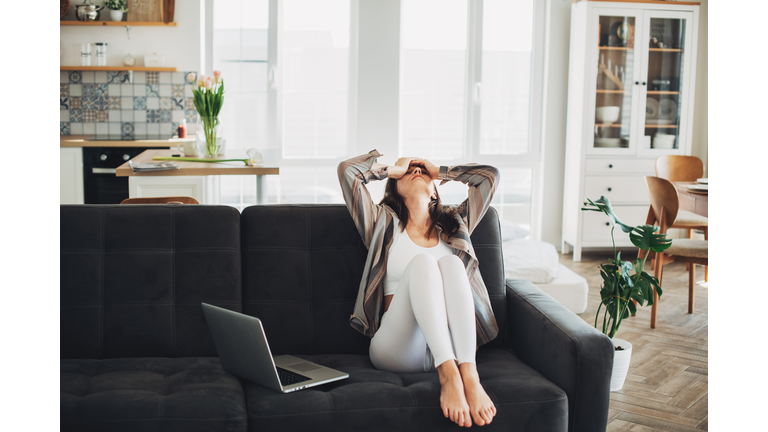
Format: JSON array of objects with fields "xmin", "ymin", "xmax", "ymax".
[{"xmin": 581, "ymin": 196, "xmax": 672, "ymax": 339}]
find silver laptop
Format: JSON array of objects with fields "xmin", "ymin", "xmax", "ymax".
[{"xmin": 201, "ymin": 302, "xmax": 349, "ymax": 393}]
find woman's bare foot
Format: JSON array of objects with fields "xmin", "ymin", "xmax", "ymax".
[
  {"xmin": 437, "ymin": 360, "xmax": 472, "ymax": 427},
  {"xmin": 459, "ymin": 363, "xmax": 497, "ymax": 426}
]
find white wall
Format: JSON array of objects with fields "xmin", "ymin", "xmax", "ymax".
[
  {"xmin": 540, "ymin": 0, "xmax": 708, "ymax": 250},
  {"xmin": 60, "ymin": 0, "xmax": 203, "ymax": 72}
]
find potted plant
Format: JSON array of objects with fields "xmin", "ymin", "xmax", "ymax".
[
  {"xmin": 581, "ymin": 196, "xmax": 671, "ymax": 391},
  {"xmin": 101, "ymin": 0, "xmax": 128, "ymax": 21}
]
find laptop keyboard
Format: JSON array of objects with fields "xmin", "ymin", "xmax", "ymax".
[{"xmin": 276, "ymin": 367, "xmax": 312, "ymax": 386}]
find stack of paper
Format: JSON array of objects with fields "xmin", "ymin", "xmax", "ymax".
[{"xmin": 129, "ymin": 160, "xmax": 180, "ymax": 173}]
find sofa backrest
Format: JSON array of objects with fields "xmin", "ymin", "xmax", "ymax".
[
  {"xmin": 240, "ymin": 205, "xmax": 506, "ymax": 356},
  {"xmin": 60, "ymin": 205, "xmax": 242, "ymax": 359}
]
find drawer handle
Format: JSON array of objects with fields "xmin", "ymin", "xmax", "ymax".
[
  {"xmin": 608, "ymin": 164, "xmax": 613, "ymax": 168},
  {"xmin": 606, "ymin": 222, "xmax": 610, "ymax": 226},
  {"xmin": 607, "ymin": 187, "xmax": 612, "ymax": 192}
]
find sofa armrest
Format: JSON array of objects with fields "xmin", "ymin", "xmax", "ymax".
[{"xmin": 504, "ymin": 279, "xmax": 613, "ymax": 432}]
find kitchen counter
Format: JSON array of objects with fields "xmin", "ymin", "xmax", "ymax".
[
  {"xmin": 115, "ymin": 149, "xmax": 279, "ymax": 177},
  {"xmin": 115, "ymin": 149, "xmax": 279, "ymax": 204},
  {"xmin": 60, "ymin": 135, "xmax": 195, "ymax": 148}
]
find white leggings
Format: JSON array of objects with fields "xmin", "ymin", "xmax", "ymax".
[{"xmin": 369, "ymin": 254, "xmax": 476, "ymax": 373}]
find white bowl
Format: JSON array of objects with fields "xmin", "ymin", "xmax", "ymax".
[
  {"xmin": 594, "ymin": 138, "xmax": 621, "ymax": 148},
  {"xmin": 596, "ymin": 106, "xmax": 620, "ymax": 124},
  {"xmin": 652, "ymin": 138, "xmax": 676, "ymax": 149}
]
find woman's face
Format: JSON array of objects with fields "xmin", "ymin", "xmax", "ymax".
[{"xmin": 396, "ymin": 163, "xmax": 436, "ymax": 201}]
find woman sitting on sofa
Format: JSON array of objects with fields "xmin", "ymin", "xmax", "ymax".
[{"xmin": 338, "ymin": 150, "xmax": 499, "ymax": 428}]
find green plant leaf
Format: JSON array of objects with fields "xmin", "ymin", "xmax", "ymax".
[
  {"xmin": 630, "ymin": 224, "xmax": 672, "ymax": 252},
  {"xmin": 581, "ymin": 197, "xmax": 634, "ymax": 233}
]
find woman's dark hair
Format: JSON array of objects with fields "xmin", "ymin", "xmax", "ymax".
[{"xmin": 380, "ymin": 177, "xmax": 460, "ymax": 238}]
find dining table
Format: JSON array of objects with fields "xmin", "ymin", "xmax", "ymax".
[{"xmin": 673, "ymin": 181, "xmax": 708, "ymax": 218}]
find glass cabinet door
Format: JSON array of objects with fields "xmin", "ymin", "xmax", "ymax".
[
  {"xmin": 639, "ymin": 12, "xmax": 693, "ymax": 153},
  {"xmin": 592, "ymin": 13, "xmax": 638, "ymax": 152}
]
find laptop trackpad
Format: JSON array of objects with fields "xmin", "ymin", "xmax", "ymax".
[{"xmin": 287, "ymin": 362, "xmax": 322, "ymax": 373}]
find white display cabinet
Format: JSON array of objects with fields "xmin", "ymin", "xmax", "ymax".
[{"xmin": 562, "ymin": 0, "xmax": 700, "ymax": 261}]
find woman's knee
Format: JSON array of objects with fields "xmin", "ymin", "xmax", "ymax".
[{"xmin": 437, "ymin": 255, "xmax": 464, "ymax": 273}]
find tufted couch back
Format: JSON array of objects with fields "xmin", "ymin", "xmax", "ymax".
[
  {"xmin": 240, "ymin": 205, "xmax": 507, "ymax": 355},
  {"xmin": 60, "ymin": 205, "xmax": 243, "ymax": 359},
  {"xmin": 60, "ymin": 204, "xmax": 505, "ymax": 360}
]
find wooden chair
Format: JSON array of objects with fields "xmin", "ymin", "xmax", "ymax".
[
  {"xmin": 643, "ymin": 175, "xmax": 707, "ymax": 329},
  {"xmin": 654, "ymin": 155, "xmax": 708, "ymax": 281},
  {"xmin": 120, "ymin": 196, "xmax": 200, "ymax": 205}
]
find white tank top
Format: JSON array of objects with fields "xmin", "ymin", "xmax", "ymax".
[{"xmin": 384, "ymin": 217, "xmax": 454, "ymax": 296}]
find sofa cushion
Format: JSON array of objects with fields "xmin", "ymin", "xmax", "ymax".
[
  {"xmin": 60, "ymin": 205, "xmax": 242, "ymax": 359},
  {"xmin": 240, "ymin": 205, "xmax": 506, "ymax": 355},
  {"xmin": 244, "ymin": 348, "xmax": 567, "ymax": 432},
  {"xmin": 60, "ymin": 357, "xmax": 247, "ymax": 432}
]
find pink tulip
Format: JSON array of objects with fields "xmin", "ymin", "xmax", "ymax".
[
  {"xmin": 213, "ymin": 70, "xmax": 222, "ymax": 79},
  {"xmin": 186, "ymin": 72, "xmax": 196, "ymax": 83},
  {"xmin": 204, "ymin": 78, "xmax": 213, "ymax": 90}
]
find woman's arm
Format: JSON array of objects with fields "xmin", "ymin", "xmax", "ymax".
[
  {"xmin": 337, "ymin": 151, "xmax": 412, "ymax": 248},
  {"xmin": 413, "ymin": 158, "xmax": 499, "ymax": 235}
]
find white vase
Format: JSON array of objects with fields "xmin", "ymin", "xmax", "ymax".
[
  {"xmin": 610, "ymin": 338, "xmax": 633, "ymax": 391},
  {"xmin": 109, "ymin": 10, "xmax": 123, "ymax": 22}
]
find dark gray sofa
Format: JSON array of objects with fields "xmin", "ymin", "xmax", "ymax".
[{"xmin": 61, "ymin": 204, "xmax": 613, "ymax": 432}]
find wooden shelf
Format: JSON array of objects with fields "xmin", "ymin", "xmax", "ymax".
[
  {"xmin": 598, "ymin": 46, "xmax": 633, "ymax": 51},
  {"xmin": 595, "ymin": 123, "xmax": 625, "ymax": 128},
  {"xmin": 60, "ymin": 21, "xmax": 177, "ymax": 27},
  {"xmin": 647, "ymin": 91, "xmax": 680, "ymax": 95},
  {"xmin": 60, "ymin": 66, "xmax": 177, "ymax": 72},
  {"xmin": 649, "ymin": 48, "xmax": 683, "ymax": 52}
]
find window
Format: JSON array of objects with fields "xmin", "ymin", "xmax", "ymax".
[
  {"xmin": 281, "ymin": 0, "xmax": 351, "ymax": 160},
  {"xmin": 400, "ymin": 0, "xmax": 467, "ymax": 160},
  {"xmin": 400, "ymin": 0, "xmax": 540, "ymax": 234}
]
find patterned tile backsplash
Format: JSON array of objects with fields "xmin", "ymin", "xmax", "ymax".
[{"xmin": 60, "ymin": 70, "xmax": 199, "ymax": 138}]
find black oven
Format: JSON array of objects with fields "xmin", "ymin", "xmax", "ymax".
[{"xmin": 82, "ymin": 147, "xmax": 154, "ymax": 204}]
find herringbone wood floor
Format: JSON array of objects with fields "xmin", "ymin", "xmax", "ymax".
[{"xmin": 560, "ymin": 250, "xmax": 708, "ymax": 432}]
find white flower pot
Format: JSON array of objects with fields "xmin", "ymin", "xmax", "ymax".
[
  {"xmin": 109, "ymin": 10, "xmax": 124, "ymax": 22},
  {"xmin": 610, "ymin": 338, "xmax": 633, "ymax": 391}
]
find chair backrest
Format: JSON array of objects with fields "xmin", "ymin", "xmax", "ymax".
[
  {"xmin": 121, "ymin": 196, "xmax": 200, "ymax": 205},
  {"xmin": 643, "ymin": 176, "xmax": 680, "ymax": 231},
  {"xmin": 655, "ymin": 155, "xmax": 704, "ymax": 182}
]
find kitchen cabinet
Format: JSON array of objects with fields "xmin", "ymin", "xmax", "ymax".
[
  {"xmin": 128, "ymin": 176, "xmax": 212, "ymax": 203},
  {"xmin": 562, "ymin": 0, "xmax": 700, "ymax": 261},
  {"xmin": 61, "ymin": 148, "xmax": 84, "ymax": 204}
]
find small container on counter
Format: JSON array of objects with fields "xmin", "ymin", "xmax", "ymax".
[
  {"xmin": 178, "ymin": 119, "xmax": 187, "ymax": 138},
  {"xmin": 95, "ymin": 42, "xmax": 107, "ymax": 66}
]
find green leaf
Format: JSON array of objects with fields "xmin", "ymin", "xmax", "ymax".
[
  {"xmin": 581, "ymin": 197, "xmax": 635, "ymax": 233},
  {"xmin": 630, "ymin": 224, "xmax": 672, "ymax": 252}
]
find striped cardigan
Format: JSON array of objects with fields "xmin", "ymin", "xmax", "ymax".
[{"xmin": 337, "ymin": 150, "xmax": 500, "ymax": 347}]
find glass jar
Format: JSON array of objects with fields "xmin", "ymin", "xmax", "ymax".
[
  {"xmin": 95, "ymin": 42, "xmax": 107, "ymax": 66},
  {"xmin": 80, "ymin": 43, "xmax": 91, "ymax": 66}
]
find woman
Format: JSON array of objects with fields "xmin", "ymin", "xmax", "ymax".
[{"xmin": 337, "ymin": 150, "xmax": 500, "ymax": 428}]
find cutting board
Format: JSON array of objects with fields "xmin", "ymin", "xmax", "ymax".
[{"xmin": 128, "ymin": 0, "xmax": 163, "ymax": 22}]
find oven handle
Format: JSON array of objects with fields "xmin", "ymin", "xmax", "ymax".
[{"xmin": 92, "ymin": 168, "xmax": 117, "ymax": 174}]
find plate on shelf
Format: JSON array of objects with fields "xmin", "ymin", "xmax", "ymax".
[
  {"xmin": 687, "ymin": 184, "xmax": 708, "ymax": 192},
  {"xmin": 645, "ymin": 97, "xmax": 659, "ymax": 119},
  {"xmin": 646, "ymin": 119, "xmax": 674, "ymax": 125},
  {"xmin": 658, "ymin": 98, "xmax": 678, "ymax": 120},
  {"xmin": 594, "ymin": 138, "xmax": 622, "ymax": 148},
  {"xmin": 696, "ymin": 178, "xmax": 708, "ymax": 184}
]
